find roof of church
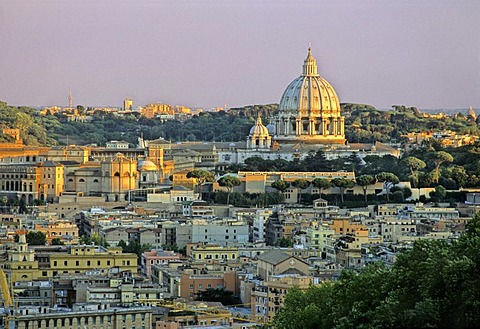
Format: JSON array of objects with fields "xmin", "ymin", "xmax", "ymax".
[{"xmin": 257, "ymin": 249, "xmax": 291, "ymax": 265}]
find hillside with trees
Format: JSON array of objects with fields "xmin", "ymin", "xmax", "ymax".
[
  {"xmin": 342, "ymin": 103, "xmax": 479, "ymax": 143},
  {"xmin": 1, "ymin": 100, "xmax": 478, "ymax": 147},
  {"xmin": 0, "ymin": 101, "xmax": 58, "ymax": 145}
]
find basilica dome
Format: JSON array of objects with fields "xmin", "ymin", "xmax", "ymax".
[
  {"xmin": 278, "ymin": 47, "xmax": 341, "ymax": 117},
  {"xmin": 138, "ymin": 160, "xmax": 157, "ymax": 171},
  {"xmin": 273, "ymin": 47, "xmax": 345, "ymax": 144}
]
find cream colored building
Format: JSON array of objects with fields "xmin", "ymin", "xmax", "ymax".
[
  {"xmin": 34, "ymin": 220, "xmax": 79, "ymax": 244},
  {"xmin": 124, "ymin": 98, "xmax": 133, "ymax": 110},
  {"xmin": 256, "ymin": 249, "xmax": 310, "ymax": 281},
  {"xmin": 2, "ymin": 238, "xmax": 138, "ymax": 284},
  {"xmin": 251, "ymin": 275, "xmax": 315, "ymax": 323},
  {"xmin": 9, "ymin": 305, "xmax": 153, "ymax": 329},
  {"xmin": 38, "ymin": 160, "xmax": 64, "ymax": 202}
]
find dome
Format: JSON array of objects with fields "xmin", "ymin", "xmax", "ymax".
[
  {"xmin": 266, "ymin": 123, "xmax": 275, "ymax": 134},
  {"xmin": 273, "ymin": 47, "xmax": 345, "ymax": 144},
  {"xmin": 278, "ymin": 47, "xmax": 340, "ymax": 116},
  {"xmin": 138, "ymin": 160, "xmax": 157, "ymax": 171},
  {"xmin": 249, "ymin": 116, "xmax": 270, "ymax": 137}
]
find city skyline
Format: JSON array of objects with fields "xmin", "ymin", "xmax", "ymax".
[{"xmin": 1, "ymin": 0, "xmax": 479, "ymax": 110}]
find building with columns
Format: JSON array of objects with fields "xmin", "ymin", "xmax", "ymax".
[
  {"xmin": 273, "ymin": 47, "xmax": 345, "ymax": 144},
  {"xmin": 213, "ymin": 47, "xmax": 399, "ymax": 165}
]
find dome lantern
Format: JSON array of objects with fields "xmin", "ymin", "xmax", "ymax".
[{"xmin": 302, "ymin": 46, "xmax": 318, "ymax": 76}]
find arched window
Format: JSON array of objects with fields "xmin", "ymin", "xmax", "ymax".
[
  {"xmin": 79, "ymin": 179, "xmax": 85, "ymax": 183},
  {"xmin": 93, "ymin": 179, "xmax": 99, "ymax": 183}
]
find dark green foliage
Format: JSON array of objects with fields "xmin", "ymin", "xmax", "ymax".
[
  {"xmin": 342, "ymin": 103, "xmax": 479, "ymax": 144},
  {"xmin": 51, "ymin": 238, "xmax": 64, "ymax": 245},
  {"xmin": 274, "ymin": 214, "xmax": 480, "ymax": 329},
  {"xmin": 15, "ymin": 231, "xmax": 47, "ymax": 245},
  {"xmin": 213, "ymin": 191, "xmax": 283, "ymax": 207},
  {"xmin": 118, "ymin": 239, "xmax": 152, "ymax": 261},
  {"xmin": 271, "ymin": 180, "xmax": 290, "ymax": 193},
  {"xmin": 218, "ymin": 175, "xmax": 241, "ymax": 205},
  {"xmin": 80, "ymin": 232, "xmax": 109, "ymax": 247},
  {"xmin": 273, "ymin": 237, "xmax": 293, "ymax": 247},
  {"xmin": 0, "ymin": 101, "xmax": 57, "ymax": 145},
  {"xmin": 195, "ymin": 288, "xmax": 242, "ymax": 306},
  {"xmin": 186, "ymin": 169, "xmax": 215, "ymax": 196}
]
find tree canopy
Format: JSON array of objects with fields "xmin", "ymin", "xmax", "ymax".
[
  {"xmin": 274, "ymin": 213, "xmax": 480, "ymax": 329},
  {"xmin": 218, "ymin": 175, "xmax": 241, "ymax": 205}
]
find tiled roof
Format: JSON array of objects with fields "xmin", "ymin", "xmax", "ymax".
[{"xmin": 257, "ymin": 249, "xmax": 291, "ymax": 265}]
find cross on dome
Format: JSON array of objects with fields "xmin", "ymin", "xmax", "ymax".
[{"xmin": 303, "ymin": 46, "xmax": 318, "ymax": 76}]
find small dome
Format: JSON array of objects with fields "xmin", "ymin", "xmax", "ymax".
[
  {"xmin": 249, "ymin": 116, "xmax": 270, "ymax": 137},
  {"xmin": 138, "ymin": 160, "xmax": 157, "ymax": 171},
  {"xmin": 266, "ymin": 123, "xmax": 275, "ymax": 134}
]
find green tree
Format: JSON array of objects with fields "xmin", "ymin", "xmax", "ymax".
[
  {"xmin": 80, "ymin": 232, "xmax": 109, "ymax": 247},
  {"xmin": 430, "ymin": 151, "xmax": 454, "ymax": 183},
  {"xmin": 271, "ymin": 180, "xmax": 290, "ymax": 193},
  {"xmin": 311, "ymin": 178, "xmax": 331, "ymax": 199},
  {"xmin": 195, "ymin": 288, "xmax": 241, "ymax": 306},
  {"xmin": 356, "ymin": 174, "xmax": 376, "ymax": 206},
  {"xmin": 274, "ymin": 237, "xmax": 293, "ymax": 247},
  {"xmin": 18, "ymin": 198, "xmax": 28, "ymax": 214},
  {"xmin": 118, "ymin": 239, "xmax": 152, "ymax": 261},
  {"xmin": 430, "ymin": 185, "xmax": 447, "ymax": 202},
  {"xmin": 331, "ymin": 178, "xmax": 355, "ymax": 204},
  {"xmin": 402, "ymin": 156, "xmax": 426, "ymax": 187},
  {"xmin": 25, "ymin": 231, "xmax": 47, "ymax": 245},
  {"xmin": 51, "ymin": 238, "xmax": 64, "ymax": 245},
  {"xmin": 217, "ymin": 175, "xmax": 241, "ymax": 205},
  {"xmin": 186, "ymin": 169, "xmax": 215, "ymax": 198},
  {"xmin": 291, "ymin": 179, "xmax": 310, "ymax": 204},
  {"xmin": 274, "ymin": 213, "xmax": 480, "ymax": 328},
  {"xmin": 376, "ymin": 172, "xmax": 399, "ymax": 202}
]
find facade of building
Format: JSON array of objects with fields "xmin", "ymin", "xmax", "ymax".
[{"xmin": 8, "ymin": 305, "xmax": 153, "ymax": 329}]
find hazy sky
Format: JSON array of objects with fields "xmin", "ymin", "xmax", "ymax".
[{"xmin": 1, "ymin": 0, "xmax": 479, "ymax": 110}]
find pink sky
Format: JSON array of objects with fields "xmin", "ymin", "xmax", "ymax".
[{"xmin": 1, "ymin": 0, "xmax": 479, "ymax": 110}]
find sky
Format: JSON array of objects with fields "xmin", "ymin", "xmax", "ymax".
[{"xmin": 1, "ymin": 0, "xmax": 479, "ymax": 110}]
